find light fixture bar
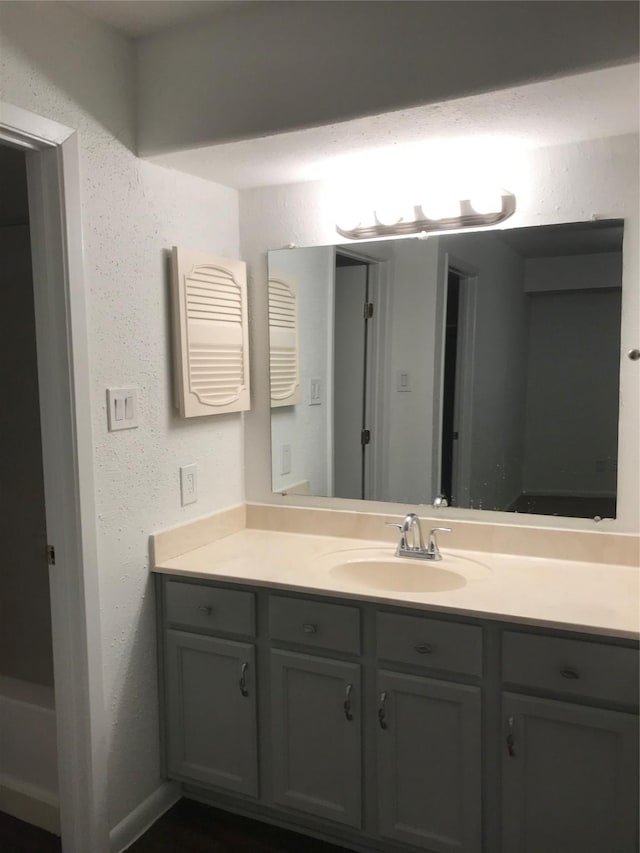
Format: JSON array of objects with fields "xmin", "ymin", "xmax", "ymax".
[{"xmin": 336, "ymin": 190, "xmax": 516, "ymax": 240}]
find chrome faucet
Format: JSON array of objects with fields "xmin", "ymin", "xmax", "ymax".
[{"xmin": 385, "ymin": 513, "xmax": 452, "ymax": 560}]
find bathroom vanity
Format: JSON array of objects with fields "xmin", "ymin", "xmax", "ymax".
[{"xmin": 152, "ymin": 514, "xmax": 639, "ymax": 853}]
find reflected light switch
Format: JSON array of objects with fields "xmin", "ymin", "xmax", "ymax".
[
  {"xmin": 396, "ymin": 371, "xmax": 412, "ymax": 392},
  {"xmin": 281, "ymin": 444, "xmax": 292, "ymax": 476},
  {"xmin": 309, "ymin": 378, "xmax": 322, "ymax": 406}
]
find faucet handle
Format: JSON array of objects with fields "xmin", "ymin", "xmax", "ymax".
[
  {"xmin": 385, "ymin": 521, "xmax": 408, "ymax": 553},
  {"xmin": 427, "ymin": 527, "xmax": 452, "ymax": 560}
]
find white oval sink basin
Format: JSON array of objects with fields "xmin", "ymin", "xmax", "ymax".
[
  {"xmin": 316, "ymin": 548, "xmax": 490, "ymax": 593},
  {"xmin": 331, "ymin": 559, "xmax": 468, "ymax": 592}
]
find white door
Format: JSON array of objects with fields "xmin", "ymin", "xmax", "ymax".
[{"xmin": 333, "ymin": 263, "xmax": 368, "ymax": 499}]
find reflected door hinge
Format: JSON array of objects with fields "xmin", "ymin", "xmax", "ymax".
[
  {"xmin": 361, "ymin": 428, "xmax": 371, "ymax": 446},
  {"xmin": 47, "ymin": 545, "xmax": 56, "ymax": 566},
  {"xmin": 363, "ymin": 302, "xmax": 374, "ymax": 320}
]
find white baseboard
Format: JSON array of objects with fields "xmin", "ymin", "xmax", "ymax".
[
  {"xmin": 0, "ymin": 774, "xmax": 60, "ymax": 835},
  {"xmin": 109, "ymin": 780, "xmax": 181, "ymax": 853}
]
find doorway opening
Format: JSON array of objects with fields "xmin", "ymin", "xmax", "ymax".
[
  {"xmin": 438, "ymin": 262, "xmax": 476, "ymax": 508},
  {"xmin": 0, "ymin": 101, "xmax": 107, "ymax": 853},
  {"xmin": 440, "ymin": 268, "xmax": 461, "ymax": 505},
  {"xmin": 0, "ymin": 144, "xmax": 58, "ymax": 833}
]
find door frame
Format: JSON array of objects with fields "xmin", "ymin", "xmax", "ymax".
[{"xmin": 0, "ymin": 101, "xmax": 108, "ymax": 852}]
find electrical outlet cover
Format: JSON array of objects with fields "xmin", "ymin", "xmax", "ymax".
[{"xmin": 180, "ymin": 464, "xmax": 198, "ymax": 506}]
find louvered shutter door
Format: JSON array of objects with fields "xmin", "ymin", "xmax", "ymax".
[
  {"xmin": 171, "ymin": 247, "xmax": 250, "ymax": 417},
  {"xmin": 269, "ymin": 277, "xmax": 301, "ymax": 407}
]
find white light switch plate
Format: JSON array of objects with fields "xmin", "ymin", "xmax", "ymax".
[{"xmin": 107, "ymin": 387, "xmax": 139, "ymax": 430}]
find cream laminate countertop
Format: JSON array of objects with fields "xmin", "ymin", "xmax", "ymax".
[{"xmin": 153, "ymin": 528, "xmax": 640, "ymax": 640}]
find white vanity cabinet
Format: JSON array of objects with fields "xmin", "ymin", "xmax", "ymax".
[
  {"xmin": 155, "ymin": 575, "xmax": 639, "ymax": 853},
  {"xmin": 375, "ymin": 612, "xmax": 483, "ymax": 853},
  {"xmin": 162, "ymin": 581, "xmax": 259, "ymax": 797},
  {"xmin": 500, "ymin": 632, "xmax": 639, "ymax": 853},
  {"xmin": 268, "ymin": 596, "xmax": 363, "ymax": 828}
]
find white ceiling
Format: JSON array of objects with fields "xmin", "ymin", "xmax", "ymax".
[
  {"xmin": 67, "ymin": 0, "xmax": 629, "ymax": 41},
  {"xmin": 67, "ymin": 0, "xmax": 248, "ymax": 39},
  {"xmin": 148, "ymin": 64, "xmax": 639, "ymax": 189},
  {"xmin": 65, "ymin": 3, "xmax": 639, "ymax": 191}
]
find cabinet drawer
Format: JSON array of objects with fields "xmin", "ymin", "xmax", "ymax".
[
  {"xmin": 268, "ymin": 596, "xmax": 360, "ymax": 655},
  {"xmin": 164, "ymin": 580, "xmax": 255, "ymax": 636},
  {"xmin": 502, "ymin": 631, "xmax": 639, "ymax": 706},
  {"xmin": 376, "ymin": 611, "xmax": 482, "ymax": 677}
]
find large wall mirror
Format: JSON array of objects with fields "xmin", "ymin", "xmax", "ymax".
[{"xmin": 267, "ymin": 220, "xmax": 623, "ymax": 520}]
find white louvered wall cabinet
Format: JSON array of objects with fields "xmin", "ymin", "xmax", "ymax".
[{"xmin": 171, "ymin": 247, "xmax": 250, "ymax": 417}]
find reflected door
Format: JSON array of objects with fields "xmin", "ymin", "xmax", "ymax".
[{"xmin": 333, "ymin": 257, "xmax": 371, "ymax": 499}]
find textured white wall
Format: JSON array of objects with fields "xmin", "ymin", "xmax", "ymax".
[
  {"xmin": 137, "ymin": 1, "xmax": 639, "ymax": 155},
  {"xmin": 0, "ymin": 1, "xmax": 242, "ymax": 829},
  {"xmin": 241, "ymin": 134, "xmax": 640, "ymax": 532}
]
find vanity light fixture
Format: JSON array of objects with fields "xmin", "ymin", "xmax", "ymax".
[{"xmin": 336, "ymin": 189, "xmax": 516, "ymax": 240}]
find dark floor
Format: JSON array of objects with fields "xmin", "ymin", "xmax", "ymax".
[
  {"xmin": 0, "ymin": 810, "xmax": 61, "ymax": 853},
  {"xmin": 0, "ymin": 800, "xmax": 350, "ymax": 853},
  {"xmin": 129, "ymin": 799, "xmax": 349, "ymax": 853}
]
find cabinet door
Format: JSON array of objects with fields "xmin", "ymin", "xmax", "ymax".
[
  {"xmin": 165, "ymin": 630, "xmax": 258, "ymax": 796},
  {"xmin": 376, "ymin": 670, "xmax": 482, "ymax": 853},
  {"xmin": 270, "ymin": 650, "xmax": 361, "ymax": 828},
  {"xmin": 502, "ymin": 692, "xmax": 639, "ymax": 853}
]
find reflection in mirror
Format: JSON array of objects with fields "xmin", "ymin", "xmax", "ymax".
[{"xmin": 268, "ymin": 220, "xmax": 623, "ymax": 519}]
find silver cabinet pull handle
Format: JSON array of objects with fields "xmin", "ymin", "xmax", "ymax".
[
  {"xmin": 239, "ymin": 662, "xmax": 249, "ymax": 697},
  {"xmin": 302, "ymin": 623, "xmax": 317, "ymax": 634},
  {"xmin": 560, "ymin": 667, "xmax": 580, "ymax": 680},
  {"xmin": 415, "ymin": 642, "xmax": 433, "ymax": 655},
  {"xmin": 198, "ymin": 605, "xmax": 213, "ymax": 616},
  {"xmin": 378, "ymin": 690, "xmax": 388, "ymax": 730},
  {"xmin": 506, "ymin": 715, "xmax": 516, "ymax": 758},
  {"xmin": 343, "ymin": 683, "xmax": 354, "ymax": 721}
]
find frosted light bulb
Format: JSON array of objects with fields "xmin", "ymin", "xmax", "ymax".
[
  {"xmin": 420, "ymin": 197, "xmax": 460, "ymax": 221},
  {"xmin": 374, "ymin": 206, "xmax": 407, "ymax": 227},
  {"xmin": 469, "ymin": 192, "xmax": 503, "ymax": 215},
  {"xmin": 335, "ymin": 206, "xmax": 364, "ymax": 233}
]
